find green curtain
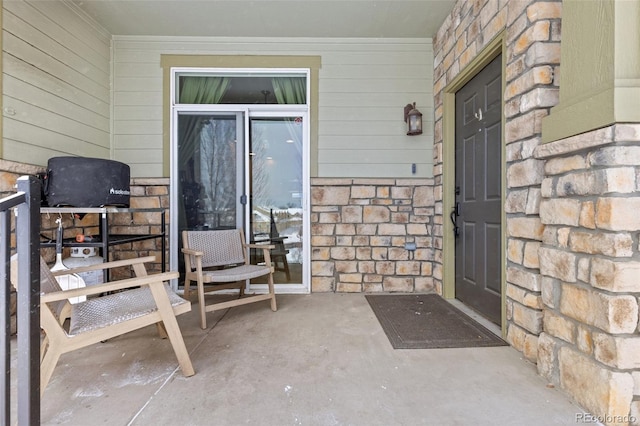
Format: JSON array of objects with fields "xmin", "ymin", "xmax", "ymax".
[
  {"xmin": 272, "ymin": 77, "xmax": 306, "ymax": 104},
  {"xmin": 179, "ymin": 76, "xmax": 230, "ymax": 104}
]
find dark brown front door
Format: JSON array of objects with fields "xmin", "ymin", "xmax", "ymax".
[{"xmin": 453, "ymin": 54, "xmax": 502, "ymax": 325}]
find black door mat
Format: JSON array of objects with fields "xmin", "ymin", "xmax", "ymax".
[{"xmin": 365, "ymin": 294, "xmax": 507, "ymax": 349}]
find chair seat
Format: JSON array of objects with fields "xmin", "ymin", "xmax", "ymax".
[
  {"xmin": 201, "ymin": 264, "xmax": 272, "ymax": 283},
  {"xmin": 69, "ymin": 284, "xmax": 189, "ymax": 336}
]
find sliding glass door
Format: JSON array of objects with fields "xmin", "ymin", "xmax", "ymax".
[
  {"xmin": 172, "ymin": 109, "xmax": 308, "ymax": 293},
  {"xmin": 248, "ymin": 115, "xmax": 304, "ymax": 287},
  {"xmin": 171, "ymin": 68, "xmax": 310, "ymax": 293}
]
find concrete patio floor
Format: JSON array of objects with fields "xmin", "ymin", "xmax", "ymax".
[{"xmin": 22, "ymin": 293, "xmax": 585, "ymax": 425}]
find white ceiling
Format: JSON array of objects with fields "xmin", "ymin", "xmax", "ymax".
[{"xmin": 71, "ymin": 0, "xmax": 455, "ymax": 38}]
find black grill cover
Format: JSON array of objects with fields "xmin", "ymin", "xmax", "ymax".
[{"xmin": 44, "ymin": 157, "xmax": 131, "ymax": 207}]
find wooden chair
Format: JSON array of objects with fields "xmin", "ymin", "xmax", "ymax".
[
  {"xmin": 181, "ymin": 229, "xmax": 277, "ymax": 329},
  {"xmin": 11, "ymin": 255, "xmax": 195, "ymax": 395}
]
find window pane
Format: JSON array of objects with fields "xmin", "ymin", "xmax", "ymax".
[{"xmin": 177, "ymin": 75, "xmax": 306, "ymax": 104}]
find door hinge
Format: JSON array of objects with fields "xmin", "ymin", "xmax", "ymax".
[{"xmin": 240, "ymin": 194, "xmax": 247, "ymax": 205}]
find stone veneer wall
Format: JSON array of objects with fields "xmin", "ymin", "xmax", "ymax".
[
  {"xmin": 534, "ymin": 124, "xmax": 640, "ymax": 424},
  {"xmin": 310, "ymin": 178, "xmax": 436, "ymax": 293},
  {"xmin": 433, "ymin": 0, "xmax": 561, "ymax": 361}
]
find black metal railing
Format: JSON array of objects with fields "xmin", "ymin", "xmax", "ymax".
[{"xmin": 1, "ymin": 176, "xmax": 41, "ymax": 425}]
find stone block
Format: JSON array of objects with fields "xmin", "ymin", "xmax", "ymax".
[
  {"xmin": 341, "ymin": 206, "xmax": 363, "ymax": 223},
  {"xmin": 335, "ymin": 261, "xmax": 357, "ymax": 273},
  {"xmin": 319, "ymin": 212, "xmax": 341, "ymax": 223},
  {"xmin": 312, "ymin": 186, "xmax": 351, "ymax": 205},
  {"xmin": 413, "ymin": 186, "xmax": 435, "ymax": 207},
  {"xmin": 415, "ymin": 248, "xmax": 434, "ymax": 261},
  {"xmin": 376, "ymin": 186, "xmax": 390, "ymax": 198},
  {"xmin": 523, "ymin": 241, "xmax": 541, "ymax": 269},
  {"xmin": 358, "ymin": 261, "xmax": 376, "ymax": 274},
  {"xmin": 541, "ymin": 276, "xmax": 557, "ymax": 309},
  {"xmin": 392, "ymin": 212, "xmax": 409, "ymax": 224},
  {"xmin": 505, "ymin": 189, "xmax": 528, "ymax": 213},
  {"xmin": 525, "ymin": 188, "xmax": 542, "ymax": 215},
  {"xmin": 539, "ymin": 247, "xmax": 577, "ymax": 282},
  {"xmin": 570, "ymin": 231, "xmax": 633, "ymax": 258},
  {"xmin": 336, "ymin": 282, "xmax": 362, "ymax": 293},
  {"xmin": 406, "ymin": 223, "xmax": 429, "ymax": 235},
  {"xmin": 507, "ymin": 238, "xmax": 524, "ymax": 264},
  {"xmin": 505, "ymin": 110, "xmax": 548, "ymax": 145},
  {"xmin": 311, "ymin": 261, "xmax": 335, "ymax": 277},
  {"xmin": 383, "ymin": 277, "xmax": 413, "ymax": 292},
  {"xmin": 519, "ymin": 88, "xmax": 559, "ymax": 113},
  {"xmin": 391, "ymin": 186, "xmax": 412, "ymax": 199},
  {"xmin": 376, "ymin": 261, "xmax": 395, "ymax": 275},
  {"xmin": 312, "ymin": 223, "xmax": 335, "ymax": 236},
  {"xmin": 527, "ymin": 1, "xmax": 562, "ymax": 21},
  {"xmin": 311, "ymin": 236, "xmax": 336, "ymax": 247},
  {"xmin": 330, "ymin": 247, "xmax": 355, "ymax": 260},
  {"xmin": 415, "ymin": 277, "xmax": 435, "ymax": 292},
  {"xmin": 540, "ymin": 198, "xmax": 582, "ymax": 226},
  {"xmin": 507, "ymin": 266, "xmax": 541, "ymax": 292},
  {"xmin": 559, "ymin": 347, "xmax": 634, "ymax": 422},
  {"xmin": 545, "ymin": 154, "xmax": 587, "ymax": 175},
  {"xmin": 356, "ymin": 224, "xmax": 377, "ymax": 235},
  {"xmin": 353, "ymin": 236, "xmax": 369, "ymax": 246},
  {"xmin": 356, "ymin": 247, "xmax": 372, "ymax": 260},
  {"xmin": 339, "ymin": 273, "xmax": 363, "ymax": 283},
  {"xmin": 537, "ymin": 332, "xmax": 558, "ymax": 383},
  {"xmin": 336, "ymin": 236, "xmax": 353, "ymax": 246},
  {"xmin": 589, "ymin": 146, "xmax": 640, "ymax": 167},
  {"xmin": 363, "ymin": 205, "xmax": 389, "ymax": 223},
  {"xmin": 311, "ymin": 277, "xmax": 334, "ymax": 292},
  {"xmin": 312, "ymin": 247, "xmax": 331, "ymax": 260},
  {"xmin": 594, "ymin": 333, "xmax": 640, "ymax": 369},
  {"xmin": 577, "ymin": 258, "xmax": 590, "ymax": 283},
  {"xmin": 603, "ymin": 168, "xmax": 636, "ymax": 194},
  {"xmin": 560, "ymin": 284, "xmax": 639, "ymax": 334},
  {"xmin": 378, "ymin": 224, "xmax": 406, "ymax": 235},
  {"xmin": 396, "ymin": 261, "xmax": 421, "ymax": 275},
  {"xmin": 544, "ymin": 310, "xmax": 575, "ymax": 343},
  {"xmin": 507, "ymin": 216, "xmax": 544, "ymax": 240},
  {"xmin": 525, "ymin": 41, "xmax": 561, "ymax": 68},
  {"xmin": 540, "ymin": 177, "xmax": 554, "ymax": 197},
  {"xmin": 513, "ymin": 21, "xmax": 551, "ymax": 55},
  {"xmin": 363, "ymin": 273, "xmax": 382, "ymax": 283},
  {"xmin": 507, "ymin": 158, "xmax": 545, "ymax": 188},
  {"xmin": 350, "ymin": 186, "xmax": 375, "ymax": 199},
  {"xmin": 506, "ymin": 323, "xmax": 526, "ymax": 352},
  {"xmin": 371, "ymin": 247, "xmax": 388, "ymax": 260},
  {"xmin": 596, "ymin": 198, "xmax": 640, "ymax": 231},
  {"xmin": 512, "ymin": 302, "xmax": 543, "ymax": 334},
  {"xmin": 576, "ymin": 325, "xmax": 594, "ymax": 355},
  {"xmin": 371, "ymin": 236, "xmax": 392, "ymax": 247},
  {"xmin": 579, "ymin": 201, "xmax": 596, "ymax": 229},
  {"xmin": 363, "ymin": 282, "xmax": 383, "ymax": 292},
  {"xmin": 591, "ymin": 258, "xmax": 640, "ymax": 292},
  {"xmin": 522, "ymin": 333, "xmax": 539, "ymax": 363},
  {"xmin": 388, "ymin": 247, "xmax": 408, "ymax": 261}
]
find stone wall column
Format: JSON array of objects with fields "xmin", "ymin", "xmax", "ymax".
[{"xmin": 535, "ymin": 125, "xmax": 640, "ymax": 425}]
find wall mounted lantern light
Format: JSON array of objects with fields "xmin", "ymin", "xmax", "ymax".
[{"xmin": 403, "ymin": 102, "xmax": 423, "ymax": 136}]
